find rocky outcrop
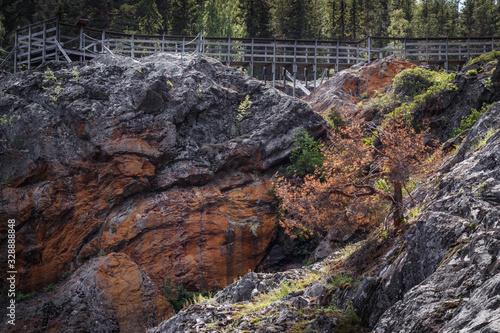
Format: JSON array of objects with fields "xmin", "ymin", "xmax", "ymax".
[
  {"xmin": 0, "ymin": 52, "xmax": 324, "ymax": 330},
  {"xmin": 148, "ymin": 253, "xmax": 350, "ymax": 333},
  {"xmin": 0, "ymin": 253, "xmax": 173, "ymax": 333},
  {"xmin": 304, "ymin": 57, "xmax": 413, "ymax": 115},
  {"xmin": 353, "ymin": 102, "xmax": 500, "ymax": 332}
]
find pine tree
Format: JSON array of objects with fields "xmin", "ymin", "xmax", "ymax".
[
  {"xmin": 199, "ymin": 0, "xmax": 245, "ymax": 37},
  {"xmin": 329, "ymin": 0, "xmax": 347, "ymax": 38},
  {"xmin": 347, "ymin": 0, "xmax": 364, "ymax": 39},
  {"xmin": 461, "ymin": 0, "xmax": 476, "ymax": 36},
  {"xmin": 240, "ymin": 0, "xmax": 271, "ymax": 38}
]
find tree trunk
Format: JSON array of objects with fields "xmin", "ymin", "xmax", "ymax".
[{"xmin": 393, "ymin": 181, "xmax": 403, "ymax": 228}]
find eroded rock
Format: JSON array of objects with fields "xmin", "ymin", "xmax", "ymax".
[{"xmin": 0, "ymin": 253, "xmax": 172, "ymax": 333}]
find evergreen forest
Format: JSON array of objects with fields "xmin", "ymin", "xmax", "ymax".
[{"xmin": 0, "ymin": 0, "xmax": 499, "ymax": 49}]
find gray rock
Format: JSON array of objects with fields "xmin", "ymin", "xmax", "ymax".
[
  {"xmin": 292, "ymin": 296, "xmax": 310, "ymax": 309},
  {"xmin": 354, "ymin": 102, "xmax": 500, "ymax": 332}
]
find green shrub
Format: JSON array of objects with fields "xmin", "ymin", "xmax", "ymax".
[
  {"xmin": 44, "ymin": 284, "xmax": 55, "ymax": 293},
  {"xmin": 393, "ymin": 67, "xmax": 436, "ymax": 99},
  {"xmin": 0, "ymin": 114, "xmax": 17, "ymax": 127},
  {"xmin": 390, "ymin": 69, "xmax": 456, "ymax": 122},
  {"xmin": 328, "ymin": 271, "xmax": 353, "ymax": 289},
  {"xmin": 324, "ymin": 109, "xmax": 348, "ymax": 131},
  {"xmin": 284, "ymin": 130, "xmax": 324, "ymax": 178},
  {"xmin": 164, "ymin": 277, "xmax": 211, "ymax": 312},
  {"xmin": 473, "ymin": 127, "xmax": 498, "ymax": 151},
  {"xmin": 452, "ymin": 103, "xmax": 492, "ymax": 137},
  {"xmin": 43, "ymin": 67, "xmax": 64, "ymax": 105},
  {"xmin": 16, "ymin": 292, "xmax": 37, "ymax": 301},
  {"xmin": 393, "ymin": 67, "xmax": 456, "ymax": 102},
  {"xmin": 467, "ymin": 50, "xmax": 500, "ymax": 66},
  {"xmin": 466, "ymin": 69, "xmax": 478, "ymax": 76}
]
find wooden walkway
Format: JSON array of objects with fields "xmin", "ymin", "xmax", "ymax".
[{"xmin": 1, "ymin": 18, "xmax": 499, "ymax": 95}]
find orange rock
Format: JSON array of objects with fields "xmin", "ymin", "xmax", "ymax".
[
  {"xmin": 305, "ymin": 57, "xmax": 414, "ymax": 115},
  {"xmin": 2, "ymin": 253, "xmax": 173, "ymax": 333},
  {"xmin": 101, "ymin": 174, "xmax": 276, "ymax": 291},
  {"xmin": 95, "ymin": 253, "xmax": 174, "ymax": 332}
]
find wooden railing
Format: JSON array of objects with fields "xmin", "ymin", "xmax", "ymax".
[{"xmin": 1, "ymin": 18, "xmax": 499, "ymax": 95}]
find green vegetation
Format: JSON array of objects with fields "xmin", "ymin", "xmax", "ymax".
[
  {"xmin": 16, "ymin": 292, "xmax": 37, "ymax": 301},
  {"xmin": 466, "ymin": 69, "xmax": 478, "ymax": 76},
  {"xmin": 390, "ymin": 67, "xmax": 456, "ymax": 121},
  {"xmin": 2, "ymin": 0, "xmax": 499, "ymax": 51},
  {"xmin": 483, "ymin": 77, "xmax": 494, "ymax": 90},
  {"xmin": 163, "ymin": 277, "xmax": 212, "ymax": 313},
  {"xmin": 473, "ymin": 128, "xmax": 498, "ymax": 151},
  {"xmin": 42, "ymin": 67, "xmax": 64, "ymax": 106},
  {"xmin": 236, "ymin": 94, "xmax": 252, "ymax": 122},
  {"xmin": 467, "ymin": 50, "xmax": 500, "ymax": 66},
  {"xmin": 0, "ymin": 176, "xmax": 10, "ymax": 189},
  {"xmin": 44, "ymin": 284, "xmax": 55, "ymax": 293},
  {"xmin": 314, "ymin": 300, "xmax": 359, "ymax": 328},
  {"xmin": 452, "ymin": 103, "xmax": 493, "ymax": 137},
  {"xmin": 328, "ymin": 271, "xmax": 353, "ymax": 289},
  {"xmin": 324, "ymin": 109, "xmax": 348, "ymax": 132},
  {"xmin": 167, "ymin": 80, "xmax": 173, "ymax": 88},
  {"xmin": 71, "ymin": 68, "xmax": 82, "ymax": 83},
  {"xmin": 233, "ymin": 94, "xmax": 253, "ymax": 136},
  {"xmin": 0, "ymin": 114, "xmax": 17, "ymax": 127},
  {"xmin": 407, "ymin": 205, "xmax": 423, "ymax": 221},
  {"xmin": 283, "ymin": 130, "xmax": 324, "ymax": 178}
]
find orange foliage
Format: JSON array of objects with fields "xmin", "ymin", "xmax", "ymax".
[{"xmin": 275, "ymin": 115, "xmax": 433, "ymax": 239}]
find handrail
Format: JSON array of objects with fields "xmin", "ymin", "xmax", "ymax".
[{"xmin": 10, "ymin": 18, "xmax": 500, "ymax": 96}]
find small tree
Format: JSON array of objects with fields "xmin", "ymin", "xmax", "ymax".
[{"xmin": 275, "ymin": 115, "xmax": 431, "ymax": 238}]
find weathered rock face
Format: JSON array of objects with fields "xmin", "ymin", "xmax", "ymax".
[
  {"xmin": 426, "ymin": 59, "xmax": 500, "ymax": 141},
  {"xmin": 0, "ymin": 252, "xmax": 173, "ymax": 333},
  {"xmin": 0, "ymin": 52, "xmax": 325, "ymax": 329},
  {"xmin": 304, "ymin": 57, "xmax": 413, "ymax": 115},
  {"xmin": 148, "ymin": 255, "xmax": 344, "ymax": 333},
  {"xmin": 353, "ymin": 103, "xmax": 500, "ymax": 332}
]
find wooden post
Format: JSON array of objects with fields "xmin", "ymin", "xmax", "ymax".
[
  {"xmin": 445, "ymin": 38, "xmax": 449, "ymax": 71},
  {"xmin": 492, "ymin": 37, "xmax": 495, "ymax": 52},
  {"xmin": 293, "ymin": 63, "xmax": 297, "ymax": 97},
  {"xmin": 426, "ymin": 38, "xmax": 429, "ymax": 64},
  {"xmin": 79, "ymin": 24, "xmax": 83, "ymax": 61},
  {"xmin": 181, "ymin": 37, "xmax": 185, "ymax": 72},
  {"xmin": 55, "ymin": 18, "xmax": 60, "ymax": 62},
  {"xmin": 368, "ymin": 36, "xmax": 372, "ymax": 62},
  {"xmin": 263, "ymin": 66, "xmax": 266, "ymax": 84},
  {"xmin": 102, "ymin": 30, "xmax": 106, "ymax": 53},
  {"xmin": 14, "ymin": 30, "xmax": 18, "ymax": 73},
  {"xmin": 404, "ymin": 38, "xmax": 407, "ymax": 60},
  {"xmin": 28, "ymin": 25, "xmax": 32, "ymax": 70},
  {"xmin": 335, "ymin": 39, "xmax": 339, "ymax": 72},
  {"xmin": 273, "ymin": 39, "xmax": 276, "ymax": 88},
  {"xmin": 293, "ymin": 40, "xmax": 297, "ymax": 97},
  {"xmin": 131, "ymin": 35, "xmax": 135, "ymax": 58},
  {"xmin": 162, "ymin": 35, "xmax": 165, "ymax": 52},
  {"xmin": 356, "ymin": 41, "xmax": 359, "ymax": 64},
  {"xmin": 283, "ymin": 66, "xmax": 286, "ymax": 88},
  {"xmin": 227, "ymin": 37, "xmax": 231, "ymax": 66},
  {"xmin": 314, "ymin": 40, "xmax": 317, "ymax": 90},
  {"xmin": 43, "ymin": 22, "xmax": 47, "ymax": 63},
  {"xmin": 251, "ymin": 38, "xmax": 254, "ymax": 77}
]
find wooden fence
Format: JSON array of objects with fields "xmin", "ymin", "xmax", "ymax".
[{"xmin": 1, "ymin": 18, "xmax": 499, "ymax": 95}]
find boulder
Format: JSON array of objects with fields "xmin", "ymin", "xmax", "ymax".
[
  {"xmin": 0, "ymin": 53, "xmax": 324, "ymax": 296},
  {"xmin": 304, "ymin": 57, "xmax": 413, "ymax": 116},
  {"xmin": 0, "ymin": 253, "xmax": 173, "ymax": 333}
]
